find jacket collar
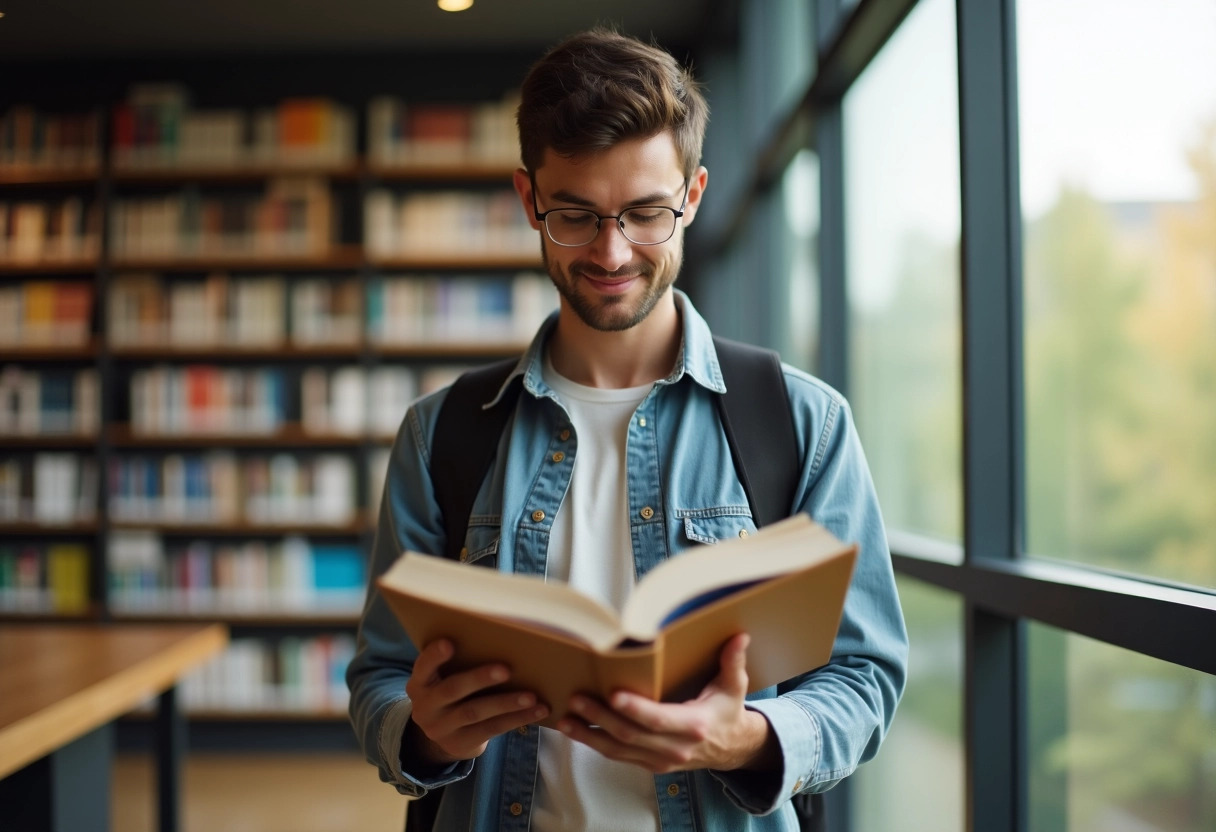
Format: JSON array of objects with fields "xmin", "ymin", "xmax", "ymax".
[{"xmin": 482, "ymin": 288, "xmax": 727, "ymax": 410}]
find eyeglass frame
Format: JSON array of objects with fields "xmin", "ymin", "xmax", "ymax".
[{"xmin": 529, "ymin": 176, "xmax": 690, "ymax": 247}]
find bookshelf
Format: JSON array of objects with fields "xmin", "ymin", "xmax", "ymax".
[{"xmin": 1, "ymin": 56, "xmax": 554, "ymax": 732}]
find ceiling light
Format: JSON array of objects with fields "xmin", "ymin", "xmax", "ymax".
[{"xmin": 437, "ymin": 0, "xmax": 473, "ymax": 11}]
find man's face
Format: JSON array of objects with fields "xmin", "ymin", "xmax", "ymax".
[{"xmin": 514, "ymin": 133, "xmax": 707, "ymax": 332}]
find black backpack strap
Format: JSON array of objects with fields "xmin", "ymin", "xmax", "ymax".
[
  {"xmin": 711, "ymin": 335, "xmax": 799, "ymax": 527},
  {"xmin": 713, "ymin": 336, "xmax": 824, "ymax": 832},
  {"xmin": 430, "ymin": 357, "xmax": 522, "ymax": 560}
]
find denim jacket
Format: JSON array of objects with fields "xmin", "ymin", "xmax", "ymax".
[{"xmin": 347, "ymin": 290, "xmax": 908, "ymax": 832}]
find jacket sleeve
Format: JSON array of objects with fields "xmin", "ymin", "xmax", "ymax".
[
  {"xmin": 711, "ymin": 375, "xmax": 909, "ymax": 814},
  {"xmin": 345, "ymin": 393, "xmax": 476, "ymax": 796}
]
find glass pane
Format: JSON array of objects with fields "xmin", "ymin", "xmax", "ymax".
[
  {"xmin": 1019, "ymin": 0, "xmax": 1216, "ymax": 588},
  {"xmin": 1028, "ymin": 623, "xmax": 1216, "ymax": 831},
  {"xmin": 852, "ymin": 576, "xmax": 963, "ymax": 832},
  {"xmin": 843, "ymin": 0, "xmax": 962, "ymax": 544},
  {"xmin": 781, "ymin": 149, "xmax": 820, "ymax": 373}
]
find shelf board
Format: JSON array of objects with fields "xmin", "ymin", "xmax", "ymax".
[
  {"xmin": 108, "ymin": 342, "xmax": 363, "ymax": 360},
  {"xmin": 109, "ymin": 610, "xmax": 360, "ymax": 626},
  {"xmin": 366, "ymin": 161, "xmax": 518, "ymax": 182},
  {"xmin": 0, "ymin": 166, "xmax": 101, "ymax": 186},
  {"xmin": 109, "ymin": 519, "xmax": 369, "ymax": 537},
  {"xmin": 110, "ymin": 245, "xmax": 364, "ymax": 272},
  {"xmin": 368, "ymin": 251, "xmax": 541, "ymax": 271},
  {"xmin": 112, "ymin": 161, "xmax": 361, "ymax": 184},
  {"xmin": 371, "ymin": 340, "xmax": 528, "ymax": 358},
  {"xmin": 106, "ymin": 340, "xmax": 525, "ymax": 359},
  {"xmin": 0, "ymin": 339, "xmax": 99, "ymax": 360},
  {"xmin": 0, "ymin": 258, "xmax": 98, "ymax": 275},
  {"xmin": 0, "ymin": 433, "xmax": 98, "ymax": 449},
  {"xmin": 124, "ymin": 708, "xmax": 349, "ymax": 722},
  {"xmin": 0, "ymin": 520, "xmax": 99, "ymax": 535},
  {"xmin": 108, "ymin": 424, "xmax": 366, "ymax": 448},
  {"xmin": 0, "ymin": 604, "xmax": 102, "ymax": 622},
  {"xmin": 190, "ymin": 709, "xmax": 349, "ymax": 722}
]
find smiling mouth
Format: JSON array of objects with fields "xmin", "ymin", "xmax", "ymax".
[{"xmin": 575, "ymin": 268, "xmax": 646, "ymax": 284}]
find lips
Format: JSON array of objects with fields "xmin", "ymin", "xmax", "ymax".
[{"xmin": 575, "ymin": 267, "xmax": 646, "ymax": 285}]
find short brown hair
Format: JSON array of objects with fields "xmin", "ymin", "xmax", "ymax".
[{"xmin": 517, "ymin": 27, "xmax": 709, "ymax": 179}]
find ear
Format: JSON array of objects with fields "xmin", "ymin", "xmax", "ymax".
[
  {"xmin": 678, "ymin": 166, "xmax": 709, "ymax": 227},
  {"xmin": 513, "ymin": 168, "xmax": 543, "ymax": 231}
]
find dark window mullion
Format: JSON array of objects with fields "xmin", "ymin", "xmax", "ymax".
[{"xmin": 957, "ymin": 0, "xmax": 1023, "ymax": 831}]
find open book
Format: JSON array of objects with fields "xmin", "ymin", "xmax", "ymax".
[{"xmin": 377, "ymin": 513, "xmax": 857, "ymax": 728}]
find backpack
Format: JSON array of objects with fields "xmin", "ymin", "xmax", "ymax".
[{"xmin": 408, "ymin": 335, "xmax": 825, "ymax": 832}]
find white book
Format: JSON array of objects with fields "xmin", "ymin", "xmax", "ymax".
[
  {"xmin": 363, "ymin": 189, "xmax": 396, "ymax": 256},
  {"xmin": 33, "ymin": 453, "xmax": 76, "ymax": 522},
  {"xmin": 311, "ymin": 454, "xmax": 353, "ymax": 525},
  {"xmin": 329, "ymin": 366, "xmax": 366, "ymax": 435}
]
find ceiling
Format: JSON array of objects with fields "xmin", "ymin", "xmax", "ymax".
[{"xmin": 0, "ymin": 0, "xmax": 726, "ymax": 60}]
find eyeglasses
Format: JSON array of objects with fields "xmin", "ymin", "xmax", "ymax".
[{"xmin": 532, "ymin": 178, "xmax": 689, "ymax": 247}]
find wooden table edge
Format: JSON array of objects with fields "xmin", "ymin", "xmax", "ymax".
[{"xmin": 0, "ymin": 624, "xmax": 228, "ymax": 779}]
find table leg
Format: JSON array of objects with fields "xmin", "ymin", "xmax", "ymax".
[
  {"xmin": 0, "ymin": 722, "xmax": 114, "ymax": 832},
  {"xmin": 156, "ymin": 686, "xmax": 185, "ymax": 832}
]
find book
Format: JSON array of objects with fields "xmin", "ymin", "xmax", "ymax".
[{"xmin": 376, "ymin": 513, "xmax": 857, "ymax": 728}]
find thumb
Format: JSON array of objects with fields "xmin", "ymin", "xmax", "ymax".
[{"xmin": 716, "ymin": 633, "xmax": 751, "ymax": 697}]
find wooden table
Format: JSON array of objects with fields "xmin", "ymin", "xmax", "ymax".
[{"xmin": 0, "ymin": 623, "xmax": 228, "ymax": 832}]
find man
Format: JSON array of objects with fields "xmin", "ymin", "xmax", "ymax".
[{"xmin": 347, "ymin": 27, "xmax": 907, "ymax": 832}]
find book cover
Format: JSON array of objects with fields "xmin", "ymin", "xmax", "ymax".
[{"xmin": 377, "ymin": 514, "xmax": 856, "ymax": 727}]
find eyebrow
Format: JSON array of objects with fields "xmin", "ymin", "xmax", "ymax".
[{"xmin": 547, "ymin": 187, "xmax": 676, "ymax": 209}]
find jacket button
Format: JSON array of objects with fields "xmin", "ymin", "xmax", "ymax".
[
  {"xmin": 516, "ymin": 725, "xmax": 528, "ymax": 735},
  {"xmin": 738, "ymin": 529, "xmax": 749, "ymax": 538},
  {"xmin": 458, "ymin": 547, "xmax": 469, "ymax": 562},
  {"xmin": 551, "ymin": 451, "xmax": 565, "ymax": 463},
  {"xmin": 667, "ymin": 783, "xmax": 680, "ymax": 796},
  {"xmin": 559, "ymin": 429, "xmax": 571, "ymax": 441},
  {"xmin": 640, "ymin": 506, "xmax": 654, "ymax": 520},
  {"xmin": 509, "ymin": 802, "xmax": 524, "ymax": 816},
  {"xmin": 532, "ymin": 510, "xmax": 546, "ymax": 523}
]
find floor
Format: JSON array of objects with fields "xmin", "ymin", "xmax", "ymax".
[{"xmin": 112, "ymin": 751, "xmax": 408, "ymax": 832}]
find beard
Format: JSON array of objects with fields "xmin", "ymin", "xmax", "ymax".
[{"xmin": 541, "ymin": 240, "xmax": 682, "ymax": 332}]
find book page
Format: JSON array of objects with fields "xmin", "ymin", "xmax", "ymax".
[
  {"xmin": 620, "ymin": 514, "xmax": 850, "ymax": 638},
  {"xmin": 378, "ymin": 552, "xmax": 627, "ymax": 650}
]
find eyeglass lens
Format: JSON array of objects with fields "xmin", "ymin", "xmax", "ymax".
[{"xmin": 545, "ymin": 207, "xmax": 677, "ymax": 246}]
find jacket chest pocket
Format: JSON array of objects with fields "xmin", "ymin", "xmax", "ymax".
[
  {"xmin": 678, "ymin": 509, "xmax": 758, "ymax": 545},
  {"xmin": 461, "ymin": 517, "xmax": 500, "ymax": 569}
]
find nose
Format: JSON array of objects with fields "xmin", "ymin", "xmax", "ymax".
[{"xmin": 586, "ymin": 218, "xmax": 633, "ymax": 272}]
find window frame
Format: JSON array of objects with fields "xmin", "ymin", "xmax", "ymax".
[{"xmin": 691, "ymin": 1, "xmax": 1216, "ymax": 830}]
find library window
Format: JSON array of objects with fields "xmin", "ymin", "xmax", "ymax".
[
  {"xmin": 1027, "ymin": 623, "xmax": 1216, "ymax": 831},
  {"xmin": 1018, "ymin": 0, "xmax": 1216, "ymax": 589},
  {"xmin": 781, "ymin": 149, "xmax": 820, "ymax": 374},
  {"xmin": 842, "ymin": 0, "xmax": 962, "ymax": 546},
  {"xmin": 851, "ymin": 576, "xmax": 964, "ymax": 832}
]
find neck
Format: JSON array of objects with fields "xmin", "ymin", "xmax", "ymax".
[{"xmin": 548, "ymin": 291, "xmax": 681, "ymax": 388}]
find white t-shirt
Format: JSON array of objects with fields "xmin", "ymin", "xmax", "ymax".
[{"xmin": 531, "ymin": 355, "xmax": 661, "ymax": 832}]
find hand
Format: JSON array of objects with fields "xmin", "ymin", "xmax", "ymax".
[
  {"xmin": 556, "ymin": 633, "xmax": 781, "ymax": 774},
  {"xmin": 404, "ymin": 638, "xmax": 549, "ymax": 769}
]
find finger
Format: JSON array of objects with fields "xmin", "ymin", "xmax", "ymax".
[
  {"xmin": 454, "ymin": 701, "xmax": 551, "ymax": 743},
  {"xmin": 607, "ymin": 691, "xmax": 698, "ymax": 737},
  {"xmin": 431, "ymin": 662, "xmax": 513, "ymax": 708},
  {"xmin": 433, "ymin": 690, "xmax": 544, "ymax": 736},
  {"xmin": 411, "ymin": 638, "xmax": 454, "ymax": 686},
  {"xmin": 569, "ymin": 695, "xmax": 690, "ymax": 756},
  {"xmin": 557, "ymin": 717, "xmax": 669, "ymax": 772},
  {"xmin": 715, "ymin": 633, "xmax": 751, "ymax": 697}
]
